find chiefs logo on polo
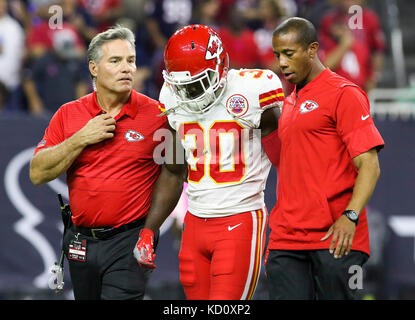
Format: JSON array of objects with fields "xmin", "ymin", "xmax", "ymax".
[
  {"xmin": 226, "ymin": 94, "xmax": 249, "ymax": 116},
  {"xmin": 299, "ymin": 100, "xmax": 319, "ymax": 114},
  {"xmin": 125, "ymin": 130, "xmax": 144, "ymax": 142}
]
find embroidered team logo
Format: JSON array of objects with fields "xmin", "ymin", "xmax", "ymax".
[
  {"xmin": 299, "ymin": 100, "xmax": 319, "ymax": 114},
  {"xmin": 205, "ymin": 33, "xmax": 223, "ymax": 61},
  {"xmin": 125, "ymin": 130, "xmax": 144, "ymax": 142},
  {"xmin": 226, "ymin": 94, "xmax": 249, "ymax": 116}
]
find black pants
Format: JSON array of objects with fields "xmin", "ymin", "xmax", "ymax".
[
  {"xmin": 63, "ymin": 224, "xmax": 159, "ymax": 300},
  {"xmin": 265, "ymin": 249, "xmax": 369, "ymax": 300}
]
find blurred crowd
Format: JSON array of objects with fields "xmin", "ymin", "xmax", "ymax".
[{"xmin": 0, "ymin": 0, "xmax": 385, "ymax": 117}]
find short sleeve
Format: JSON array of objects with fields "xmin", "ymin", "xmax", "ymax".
[
  {"xmin": 335, "ymin": 86, "xmax": 384, "ymax": 158},
  {"xmin": 258, "ymin": 70, "xmax": 284, "ymax": 111},
  {"xmin": 33, "ymin": 108, "xmax": 66, "ymax": 155}
]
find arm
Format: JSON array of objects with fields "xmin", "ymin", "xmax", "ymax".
[
  {"xmin": 23, "ymin": 78, "xmax": 45, "ymax": 115},
  {"xmin": 344, "ymin": 148, "xmax": 381, "ymax": 213},
  {"xmin": 260, "ymin": 107, "xmax": 281, "ymax": 167},
  {"xmin": 134, "ymin": 125, "xmax": 186, "ymax": 268},
  {"xmin": 30, "ymin": 113, "xmax": 116, "ymax": 185},
  {"xmin": 145, "ymin": 19, "xmax": 167, "ymax": 50},
  {"xmin": 321, "ymin": 148, "xmax": 381, "ymax": 258},
  {"xmin": 143, "ymin": 163, "xmax": 186, "ymax": 233},
  {"xmin": 145, "ymin": 124, "xmax": 187, "ymax": 232},
  {"xmin": 322, "ymin": 25, "xmax": 354, "ymax": 70}
]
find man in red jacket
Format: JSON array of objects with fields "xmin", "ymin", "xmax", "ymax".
[
  {"xmin": 30, "ymin": 26, "xmax": 167, "ymax": 300},
  {"xmin": 266, "ymin": 17, "xmax": 384, "ymax": 299}
]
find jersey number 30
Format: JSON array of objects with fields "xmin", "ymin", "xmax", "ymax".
[{"xmin": 179, "ymin": 121, "xmax": 246, "ymax": 184}]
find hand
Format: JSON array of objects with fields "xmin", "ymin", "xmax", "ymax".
[
  {"xmin": 264, "ymin": 249, "xmax": 269, "ymax": 266},
  {"xmin": 339, "ymin": 28, "xmax": 354, "ymax": 49},
  {"xmin": 331, "ymin": 24, "xmax": 354, "ymax": 48},
  {"xmin": 133, "ymin": 228, "xmax": 156, "ymax": 269},
  {"xmin": 77, "ymin": 113, "xmax": 116, "ymax": 146},
  {"xmin": 321, "ymin": 215, "xmax": 356, "ymax": 259}
]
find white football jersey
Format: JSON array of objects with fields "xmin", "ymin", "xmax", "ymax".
[{"xmin": 159, "ymin": 68, "xmax": 284, "ymax": 218}]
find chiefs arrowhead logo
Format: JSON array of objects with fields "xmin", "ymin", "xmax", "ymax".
[
  {"xmin": 208, "ymin": 40, "xmax": 219, "ymax": 56},
  {"xmin": 205, "ymin": 34, "xmax": 223, "ymax": 61},
  {"xmin": 299, "ymin": 100, "xmax": 319, "ymax": 114},
  {"xmin": 125, "ymin": 130, "xmax": 144, "ymax": 142}
]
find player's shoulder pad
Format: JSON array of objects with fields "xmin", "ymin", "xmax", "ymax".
[
  {"xmin": 255, "ymin": 69, "xmax": 284, "ymax": 110},
  {"xmin": 159, "ymin": 82, "xmax": 178, "ymax": 112},
  {"xmin": 229, "ymin": 68, "xmax": 283, "ymax": 92}
]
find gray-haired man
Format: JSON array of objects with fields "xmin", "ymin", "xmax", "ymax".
[{"xmin": 30, "ymin": 26, "xmax": 167, "ymax": 299}]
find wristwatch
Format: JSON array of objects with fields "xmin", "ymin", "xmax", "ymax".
[{"xmin": 342, "ymin": 210, "xmax": 359, "ymax": 225}]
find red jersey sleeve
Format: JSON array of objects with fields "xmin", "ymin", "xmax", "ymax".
[
  {"xmin": 335, "ymin": 86, "xmax": 384, "ymax": 158},
  {"xmin": 34, "ymin": 108, "xmax": 66, "ymax": 155},
  {"xmin": 258, "ymin": 70, "xmax": 284, "ymax": 110}
]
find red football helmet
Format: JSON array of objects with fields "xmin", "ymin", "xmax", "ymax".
[{"xmin": 163, "ymin": 24, "xmax": 229, "ymax": 113}]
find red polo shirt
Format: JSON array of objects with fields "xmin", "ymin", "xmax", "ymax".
[
  {"xmin": 34, "ymin": 90, "xmax": 167, "ymax": 227},
  {"xmin": 268, "ymin": 68, "xmax": 384, "ymax": 255}
]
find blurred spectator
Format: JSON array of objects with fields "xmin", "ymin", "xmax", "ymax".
[
  {"xmin": 7, "ymin": 0, "xmax": 32, "ymax": 31},
  {"xmin": 218, "ymin": 4, "xmax": 260, "ymax": 69},
  {"xmin": 295, "ymin": 0, "xmax": 331, "ymax": 30},
  {"xmin": 144, "ymin": 0, "xmax": 195, "ymax": 93},
  {"xmin": 0, "ymin": 0, "xmax": 25, "ymax": 112},
  {"xmin": 121, "ymin": 0, "xmax": 149, "ymax": 59},
  {"xmin": 23, "ymin": 27, "xmax": 90, "ymax": 115},
  {"xmin": 191, "ymin": 0, "xmax": 221, "ymax": 30},
  {"xmin": 278, "ymin": 0, "xmax": 297, "ymax": 16},
  {"xmin": 253, "ymin": 0, "xmax": 294, "ymax": 95},
  {"xmin": 116, "ymin": 16, "xmax": 155, "ymax": 98},
  {"xmin": 318, "ymin": 0, "xmax": 386, "ymax": 92},
  {"xmin": 232, "ymin": 0, "xmax": 297, "ymax": 29},
  {"xmin": 122, "ymin": 0, "xmax": 147, "ymax": 22},
  {"xmin": 144, "ymin": 0, "xmax": 195, "ymax": 51},
  {"xmin": 26, "ymin": 1, "xmax": 85, "ymax": 59},
  {"xmin": 210, "ymin": 0, "xmax": 233, "ymax": 26},
  {"xmin": 77, "ymin": 0, "xmax": 123, "ymax": 33},
  {"xmin": 61, "ymin": 0, "xmax": 98, "ymax": 44},
  {"xmin": 233, "ymin": 0, "xmax": 261, "ymax": 29}
]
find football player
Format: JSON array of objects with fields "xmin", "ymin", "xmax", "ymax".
[{"xmin": 134, "ymin": 24, "xmax": 283, "ymax": 300}]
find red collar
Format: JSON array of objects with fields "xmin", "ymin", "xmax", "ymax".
[
  {"xmin": 295, "ymin": 68, "xmax": 331, "ymax": 95},
  {"xmin": 86, "ymin": 90, "xmax": 138, "ymax": 120}
]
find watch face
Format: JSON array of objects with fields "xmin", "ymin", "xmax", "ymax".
[{"xmin": 347, "ymin": 211, "xmax": 358, "ymax": 220}]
